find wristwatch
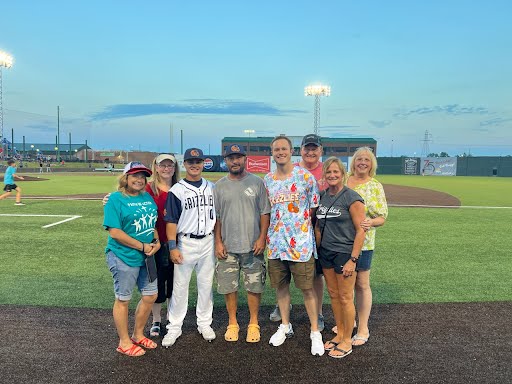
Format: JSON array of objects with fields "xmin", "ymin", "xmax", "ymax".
[{"xmin": 350, "ymin": 256, "xmax": 359, "ymax": 263}]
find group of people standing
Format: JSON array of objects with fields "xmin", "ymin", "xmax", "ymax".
[{"xmin": 102, "ymin": 134, "xmax": 388, "ymax": 359}]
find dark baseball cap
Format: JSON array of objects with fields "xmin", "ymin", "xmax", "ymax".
[
  {"xmin": 123, "ymin": 161, "xmax": 152, "ymax": 177},
  {"xmin": 301, "ymin": 134, "xmax": 322, "ymax": 146},
  {"xmin": 223, "ymin": 144, "xmax": 246, "ymax": 157},
  {"xmin": 183, "ymin": 148, "xmax": 205, "ymax": 161}
]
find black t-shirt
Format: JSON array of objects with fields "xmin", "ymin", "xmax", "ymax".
[{"xmin": 316, "ymin": 187, "xmax": 364, "ymax": 254}]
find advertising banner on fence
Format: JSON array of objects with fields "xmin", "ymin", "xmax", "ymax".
[
  {"xmin": 175, "ymin": 154, "xmax": 225, "ymax": 172},
  {"xmin": 404, "ymin": 157, "xmax": 419, "ymax": 175},
  {"xmin": 420, "ymin": 157, "xmax": 457, "ymax": 176},
  {"xmin": 247, "ymin": 156, "xmax": 270, "ymax": 173}
]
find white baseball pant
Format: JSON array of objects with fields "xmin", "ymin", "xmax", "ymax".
[{"xmin": 166, "ymin": 234, "xmax": 215, "ymax": 333}]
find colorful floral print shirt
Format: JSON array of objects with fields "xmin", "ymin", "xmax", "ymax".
[{"xmin": 264, "ymin": 167, "xmax": 320, "ymax": 262}]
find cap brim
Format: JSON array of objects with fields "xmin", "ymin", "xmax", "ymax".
[
  {"xmin": 156, "ymin": 154, "xmax": 176, "ymax": 164},
  {"xmin": 126, "ymin": 168, "xmax": 152, "ymax": 177}
]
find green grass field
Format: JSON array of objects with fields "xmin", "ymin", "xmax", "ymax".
[{"xmin": 0, "ymin": 173, "xmax": 510, "ymax": 309}]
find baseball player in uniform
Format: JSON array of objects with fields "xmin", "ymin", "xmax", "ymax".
[
  {"xmin": 214, "ymin": 144, "xmax": 271, "ymax": 343},
  {"xmin": 162, "ymin": 148, "xmax": 216, "ymax": 347}
]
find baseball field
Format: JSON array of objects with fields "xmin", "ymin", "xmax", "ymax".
[{"xmin": 1, "ymin": 172, "xmax": 511, "ymax": 383}]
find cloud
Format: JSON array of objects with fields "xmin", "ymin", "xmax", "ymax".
[
  {"xmin": 393, "ymin": 104, "xmax": 489, "ymax": 118},
  {"xmin": 479, "ymin": 117, "xmax": 512, "ymax": 127},
  {"xmin": 320, "ymin": 125, "xmax": 360, "ymax": 130},
  {"xmin": 91, "ymin": 100, "xmax": 306, "ymax": 121},
  {"xmin": 369, "ymin": 120, "xmax": 392, "ymax": 128},
  {"xmin": 25, "ymin": 123, "xmax": 56, "ymax": 133}
]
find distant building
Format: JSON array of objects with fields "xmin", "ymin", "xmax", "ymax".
[
  {"xmin": 12, "ymin": 143, "xmax": 91, "ymax": 160},
  {"xmin": 221, "ymin": 136, "xmax": 377, "ymax": 157}
]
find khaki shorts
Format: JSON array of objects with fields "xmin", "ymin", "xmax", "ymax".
[
  {"xmin": 268, "ymin": 257, "xmax": 315, "ymax": 290},
  {"xmin": 216, "ymin": 251, "xmax": 266, "ymax": 294}
]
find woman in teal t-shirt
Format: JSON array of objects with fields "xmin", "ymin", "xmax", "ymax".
[{"xmin": 103, "ymin": 161, "xmax": 161, "ymax": 357}]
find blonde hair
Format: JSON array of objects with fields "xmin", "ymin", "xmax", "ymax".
[
  {"xmin": 117, "ymin": 173, "xmax": 147, "ymax": 195},
  {"xmin": 350, "ymin": 147, "xmax": 377, "ymax": 178},
  {"xmin": 149, "ymin": 154, "xmax": 180, "ymax": 196},
  {"xmin": 322, "ymin": 156, "xmax": 347, "ymax": 185}
]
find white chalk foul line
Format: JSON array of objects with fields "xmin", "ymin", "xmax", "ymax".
[{"xmin": 0, "ymin": 214, "xmax": 82, "ymax": 228}]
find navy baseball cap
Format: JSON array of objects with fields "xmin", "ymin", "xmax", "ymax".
[
  {"xmin": 301, "ymin": 134, "xmax": 322, "ymax": 146},
  {"xmin": 123, "ymin": 161, "xmax": 152, "ymax": 177},
  {"xmin": 183, "ymin": 148, "xmax": 205, "ymax": 161},
  {"xmin": 223, "ymin": 144, "xmax": 246, "ymax": 157}
]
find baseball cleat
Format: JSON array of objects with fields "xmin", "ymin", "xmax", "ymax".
[
  {"xmin": 161, "ymin": 329, "xmax": 182, "ymax": 347},
  {"xmin": 198, "ymin": 326, "xmax": 216, "ymax": 342}
]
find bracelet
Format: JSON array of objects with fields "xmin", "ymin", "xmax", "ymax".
[
  {"xmin": 141, "ymin": 242, "xmax": 145, "ymax": 252},
  {"xmin": 167, "ymin": 240, "xmax": 177, "ymax": 250}
]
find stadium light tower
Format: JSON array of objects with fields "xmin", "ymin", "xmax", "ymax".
[
  {"xmin": 0, "ymin": 50, "xmax": 14, "ymax": 159},
  {"xmin": 305, "ymin": 84, "xmax": 330, "ymax": 135}
]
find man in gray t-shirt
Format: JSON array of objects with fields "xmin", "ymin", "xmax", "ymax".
[{"xmin": 214, "ymin": 144, "xmax": 271, "ymax": 343}]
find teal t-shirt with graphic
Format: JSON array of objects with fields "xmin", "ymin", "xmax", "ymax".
[{"xmin": 103, "ymin": 191, "xmax": 158, "ymax": 267}]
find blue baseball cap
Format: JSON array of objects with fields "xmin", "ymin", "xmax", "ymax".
[
  {"xmin": 223, "ymin": 144, "xmax": 246, "ymax": 157},
  {"xmin": 183, "ymin": 148, "xmax": 205, "ymax": 161}
]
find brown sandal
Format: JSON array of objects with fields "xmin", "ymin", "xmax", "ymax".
[{"xmin": 246, "ymin": 324, "xmax": 261, "ymax": 343}]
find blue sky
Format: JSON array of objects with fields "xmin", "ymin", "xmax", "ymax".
[{"xmin": 1, "ymin": 0, "xmax": 511, "ymax": 156}]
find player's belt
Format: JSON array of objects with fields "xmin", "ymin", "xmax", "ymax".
[{"xmin": 183, "ymin": 233, "xmax": 212, "ymax": 239}]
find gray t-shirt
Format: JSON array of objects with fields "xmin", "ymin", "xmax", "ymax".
[
  {"xmin": 316, "ymin": 187, "xmax": 364, "ymax": 254},
  {"xmin": 214, "ymin": 173, "xmax": 271, "ymax": 253}
]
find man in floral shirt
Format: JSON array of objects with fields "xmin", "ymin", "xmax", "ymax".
[{"xmin": 264, "ymin": 135, "xmax": 324, "ymax": 356}]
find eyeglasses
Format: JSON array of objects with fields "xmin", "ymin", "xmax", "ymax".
[{"xmin": 158, "ymin": 164, "xmax": 175, "ymax": 169}]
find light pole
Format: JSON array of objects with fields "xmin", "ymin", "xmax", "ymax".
[
  {"xmin": 243, "ymin": 129, "xmax": 255, "ymax": 137},
  {"xmin": 304, "ymin": 84, "xmax": 330, "ymax": 135},
  {"xmin": 30, "ymin": 144, "xmax": 34, "ymax": 159},
  {"xmin": 0, "ymin": 50, "xmax": 14, "ymax": 159}
]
